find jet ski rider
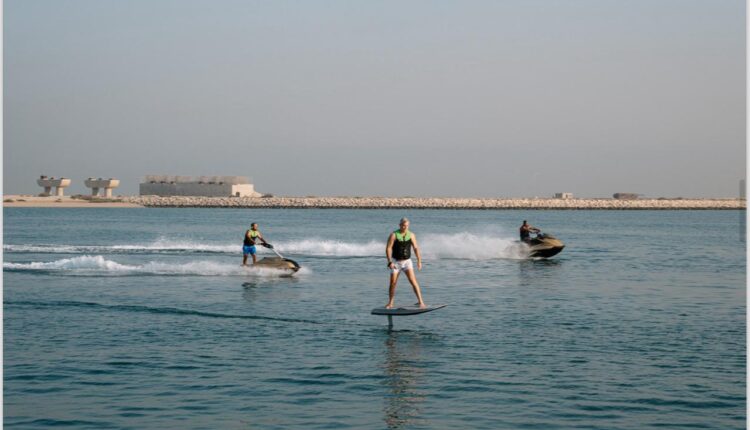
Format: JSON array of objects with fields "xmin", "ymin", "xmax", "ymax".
[
  {"xmin": 520, "ymin": 220, "xmax": 540, "ymax": 243},
  {"xmin": 243, "ymin": 222, "xmax": 271, "ymax": 266}
]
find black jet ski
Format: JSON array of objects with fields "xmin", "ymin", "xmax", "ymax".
[
  {"xmin": 254, "ymin": 243, "xmax": 301, "ymax": 272},
  {"xmin": 524, "ymin": 232, "xmax": 565, "ymax": 258}
]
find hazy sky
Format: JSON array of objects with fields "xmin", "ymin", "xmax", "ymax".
[{"xmin": 4, "ymin": 0, "xmax": 746, "ymax": 197}]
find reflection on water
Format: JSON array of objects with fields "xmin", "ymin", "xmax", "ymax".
[
  {"xmin": 517, "ymin": 258, "xmax": 562, "ymax": 287},
  {"xmin": 241, "ymin": 279, "xmax": 300, "ymax": 303},
  {"xmin": 381, "ymin": 330, "xmax": 429, "ymax": 429},
  {"xmin": 739, "ymin": 209, "xmax": 746, "ymax": 242},
  {"xmin": 242, "ymin": 282, "xmax": 261, "ymax": 303}
]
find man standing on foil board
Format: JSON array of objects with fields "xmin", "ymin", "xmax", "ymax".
[{"xmin": 385, "ymin": 217, "xmax": 427, "ymax": 309}]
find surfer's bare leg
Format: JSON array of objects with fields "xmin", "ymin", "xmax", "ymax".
[
  {"xmin": 404, "ymin": 269, "xmax": 426, "ymax": 308},
  {"xmin": 252, "ymin": 253, "xmax": 257, "ymax": 264},
  {"xmin": 242, "ymin": 254, "xmax": 248, "ymax": 266},
  {"xmin": 386, "ymin": 271, "xmax": 400, "ymax": 308}
]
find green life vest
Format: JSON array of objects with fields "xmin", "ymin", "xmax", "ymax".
[
  {"xmin": 392, "ymin": 230, "xmax": 412, "ymax": 260},
  {"xmin": 394, "ymin": 230, "xmax": 411, "ymax": 241},
  {"xmin": 244, "ymin": 230, "xmax": 260, "ymax": 246}
]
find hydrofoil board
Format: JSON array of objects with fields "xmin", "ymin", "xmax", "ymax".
[{"xmin": 371, "ymin": 304, "xmax": 446, "ymax": 316}]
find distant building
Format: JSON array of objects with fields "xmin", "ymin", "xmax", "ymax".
[
  {"xmin": 139, "ymin": 175, "xmax": 261, "ymax": 197},
  {"xmin": 554, "ymin": 192, "xmax": 573, "ymax": 199},
  {"xmin": 613, "ymin": 193, "xmax": 639, "ymax": 200}
]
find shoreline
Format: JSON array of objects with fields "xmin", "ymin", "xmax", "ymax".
[
  {"xmin": 4, "ymin": 195, "xmax": 745, "ymax": 209},
  {"xmin": 3, "ymin": 196, "xmax": 143, "ymax": 208}
]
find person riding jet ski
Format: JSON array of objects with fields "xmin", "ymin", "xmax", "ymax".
[
  {"xmin": 519, "ymin": 220, "xmax": 540, "ymax": 243},
  {"xmin": 519, "ymin": 220, "xmax": 565, "ymax": 258},
  {"xmin": 242, "ymin": 222, "xmax": 300, "ymax": 272}
]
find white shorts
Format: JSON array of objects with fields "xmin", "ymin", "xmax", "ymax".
[{"xmin": 390, "ymin": 259, "xmax": 413, "ymax": 274}]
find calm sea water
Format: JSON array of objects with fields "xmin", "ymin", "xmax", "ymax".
[{"xmin": 3, "ymin": 208, "xmax": 746, "ymax": 429}]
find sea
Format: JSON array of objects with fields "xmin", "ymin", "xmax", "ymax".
[{"xmin": 3, "ymin": 208, "xmax": 746, "ymax": 429}]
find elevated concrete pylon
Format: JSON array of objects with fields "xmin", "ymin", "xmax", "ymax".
[
  {"xmin": 84, "ymin": 178, "xmax": 120, "ymax": 197},
  {"xmin": 37, "ymin": 176, "xmax": 71, "ymax": 197}
]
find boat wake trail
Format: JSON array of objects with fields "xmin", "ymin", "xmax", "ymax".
[
  {"xmin": 3, "ymin": 255, "xmax": 310, "ymax": 277},
  {"xmin": 276, "ymin": 233, "xmax": 528, "ymax": 259},
  {"xmin": 420, "ymin": 232, "xmax": 527, "ymax": 260},
  {"xmin": 274, "ymin": 239, "xmax": 383, "ymax": 257},
  {"xmin": 4, "ymin": 231, "xmax": 529, "ymax": 260},
  {"xmin": 3, "ymin": 240, "xmax": 237, "ymax": 255},
  {"xmin": 4, "ymin": 300, "xmax": 323, "ymax": 324}
]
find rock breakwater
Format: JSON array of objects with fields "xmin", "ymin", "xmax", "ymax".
[{"xmin": 123, "ymin": 196, "xmax": 746, "ymax": 210}]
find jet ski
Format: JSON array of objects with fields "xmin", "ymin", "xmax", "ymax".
[
  {"xmin": 254, "ymin": 243, "xmax": 301, "ymax": 272},
  {"xmin": 254, "ymin": 256, "xmax": 301, "ymax": 272},
  {"xmin": 524, "ymin": 232, "xmax": 565, "ymax": 258}
]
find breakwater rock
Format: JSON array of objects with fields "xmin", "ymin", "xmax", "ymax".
[{"xmin": 123, "ymin": 196, "xmax": 746, "ymax": 210}]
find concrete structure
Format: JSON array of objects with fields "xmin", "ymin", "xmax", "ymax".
[
  {"xmin": 124, "ymin": 195, "xmax": 746, "ymax": 209},
  {"xmin": 37, "ymin": 175, "xmax": 71, "ymax": 196},
  {"xmin": 613, "ymin": 193, "xmax": 639, "ymax": 200},
  {"xmin": 554, "ymin": 192, "xmax": 574, "ymax": 199},
  {"xmin": 84, "ymin": 178, "xmax": 120, "ymax": 197},
  {"xmin": 139, "ymin": 175, "xmax": 261, "ymax": 197}
]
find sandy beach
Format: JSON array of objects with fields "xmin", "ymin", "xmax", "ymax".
[{"xmin": 3, "ymin": 195, "xmax": 143, "ymax": 208}]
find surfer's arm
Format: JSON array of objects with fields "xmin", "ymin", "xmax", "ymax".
[
  {"xmin": 386, "ymin": 233, "xmax": 396, "ymax": 268},
  {"xmin": 411, "ymin": 234, "xmax": 422, "ymax": 270},
  {"xmin": 257, "ymin": 232, "xmax": 269, "ymax": 245}
]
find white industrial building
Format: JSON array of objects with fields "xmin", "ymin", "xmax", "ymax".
[
  {"xmin": 554, "ymin": 192, "xmax": 574, "ymax": 199},
  {"xmin": 139, "ymin": 175, "xmax": 261, "ymax": 197}
]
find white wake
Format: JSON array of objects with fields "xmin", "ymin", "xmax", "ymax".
[
  {"xmin": 3, "ymin": 255, "xmax": 308, "ymax": 277},
  {"xmin": 5, "ymin": 231, "xmax": 529, "ymax": 260}
]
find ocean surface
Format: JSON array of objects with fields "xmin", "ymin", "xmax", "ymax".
[{"xmin": 3, "ymin": 208, "xmax": 746, "ymax": 429}]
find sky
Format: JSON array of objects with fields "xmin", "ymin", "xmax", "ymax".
[{"xmin": 4, "ymin": 0, "xmax": 746, "ymax": 197}]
